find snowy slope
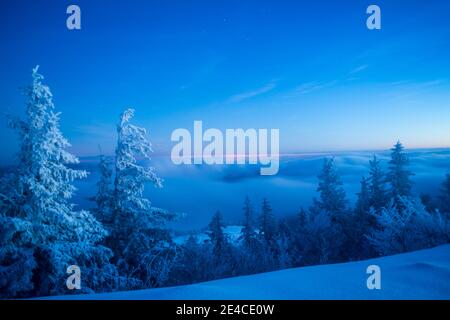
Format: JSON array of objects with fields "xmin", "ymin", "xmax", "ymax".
[{"xmin": 49, "ymin": 245, "xmax": 450, "ymax": 300}]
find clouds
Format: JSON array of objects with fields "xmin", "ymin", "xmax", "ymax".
[
  {"xmin": 349, "ymin": 64, "xmax": 368, "ymax": 74},
  {"xmin": 71, "ymin": 148, "xmax": 450, "ymax": 231},
  {"xmin": 225, "ymin": 81, "xmax": 277, "ymax": 104},
  {"xmin": 215, "ymin": 149, "xmax": 450, "ymax": 187},
  {"xmin": 293, "ymin": 81, "xmax": 337, "ymax": 95}
]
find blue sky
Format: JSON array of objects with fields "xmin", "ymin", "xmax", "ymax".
[{"xmin": 1, "ymin": 0, "xmax": 450, "ymax": 163}]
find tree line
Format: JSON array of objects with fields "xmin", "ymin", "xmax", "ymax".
[{"xmin": 0, "ymin": 67, "xmax": 449, "ymax": 298}]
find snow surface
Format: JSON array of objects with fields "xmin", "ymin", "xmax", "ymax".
[{"xmin": 47, "ymin": 244, "xmax": 450, "ymax": 300}]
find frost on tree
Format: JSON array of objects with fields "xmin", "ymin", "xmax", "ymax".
[
  {"xmin": 92, "ymin": 153, "xmax": 114, "ymax": 230},
  {"xmin": 387, "ymin": 141, "xmax": 414, "ymax": 206},
  {"xmin": 313, "ymin": 158, "xmax": 347, "ymax": 217},
  {"xmin": 0, "ymin": 66, "xmax": 115, "ymax": 298},
  {"xmin": 367, "ymin": 197, "xmax": 449, "ymax": 255},
  {"xmin": 110, "ymin": 108, "xmax": 175, "ymax": 288}
]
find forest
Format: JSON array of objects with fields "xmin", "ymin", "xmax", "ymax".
[{"xmin": 0, "ymin": 67, "xmax": 449, "ymax": 298}]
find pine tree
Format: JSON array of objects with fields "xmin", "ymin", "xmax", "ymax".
[
  {"xmin": 0, "ymin": 66, "xmax": 115, "ymax": 297},
  {"xmin": 259, "ymin": 198, "xmax": 276, "ymax": 244},
  {"xmin": 110, "ymin": 108, "xmax": 174, "ymax": 287},
  {"xmin": 355, "ymin": 176, "xmax": 371, "ymax": 214},
  {"xmin": 92, "ymin": 152, "xmax": 114, "ymax": 229},
  {"xmin": 208, "ymin": 211, "xmax": 227, "ymax": 260},
  {"xmin": 352, "ymin": 176, "xmax": 375, "ymax": 259},
  {"xmin": 240, "ymin": 196, "xmax": 257, "ymax": 249},
  {"xmin": 368, "ymin": 155, "xmax": 387, "ymax": 212},
  {"xmin": 314, "ymin": 158, "xmax": 347, "ymax": 217},
  {"xmin": 438, "ymin": 174, "xmax": 450, "ymax": 216},
  {"xmin": 387, "ymin": 141, "xmax": 413, "ymax": 202}
]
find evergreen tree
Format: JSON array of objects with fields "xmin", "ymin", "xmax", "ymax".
[
  {"xmin": 0, "ymin": 66, "xmax": 115, "ymax": 297},
  {"xmin": 313, "ymin": 158, "xmax": 347, "ymax": 219},
  {"xmin": 355, "ymin": 176, "xmax": 371, "ymax": 214},
  {"xmin": 110, "ymin": 108, "xmax": 174, "ymax": 287},
  {"xmin": 168, "ymin": 235, "xmax": 213, "ymax": 285},
  {"xmin": 92, "ymin": 152, "xmax": 114, "ymax": 229},
  {"xmin": 208, "ymin": 211, "xmax": 229, "ymax": 260},
  {"xmin": 300, "ymin": 209, "xmax": 342, "ymax": 265},
  {"xmin": 368, "ymin": 155, "xmax": 388, "ymax": 212},
  {"xmin": 240, "ymin": 196, "xmax": 257, "ymax": 249},
  {"xmin": 387, "ymin": 141, "xmax": 413, "ymax": 202},
  {"xmin": 259, "ymin": 198, "xmax": 276, "ymax": 244},
  {"xmin": 438, "ymin": 174, "xmax": 450, "ymax": 216},
  {"xmin": 352, "ymin": 177, "xmax": 375, "ymax": 259}
]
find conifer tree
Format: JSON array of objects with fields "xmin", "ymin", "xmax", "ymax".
[
  {"xmin": 387, "ymin": 141, "xmax": 413, "ymax": 202},
  {"xmin": 92, "ymin": 152, "xmax": 114, "ymax": 229},
  {"xmin": 240, "ymin": 196, "xmax": 257, "ymax": 249},
  {"xmin": 259, "ymin": 198, "xmax": 276, "ymax": 244},
  {"xmin": 0, "ymin": 66, "xmax": 114, "ymax": 297},
  {"xmin": 313, "ymin": 158, "xmax": 347, "ymax": 219},
  {"xmin": 355, "ymin": 176, "xmax": 371, "ymax": 214},
  {"xmin": 110, "ymin": 108, "xmax": 174, "ymax": 287},
  {"xmin": 368, "ymin": 155, "xmax": 388, "ymax": 212},
  {"xmin": 439, "ymin": 174, "xmax": 450, "ymax": 216},
  {"xmin": 208, "ymin": 211, "xmax": 227, "ymax": 260}
]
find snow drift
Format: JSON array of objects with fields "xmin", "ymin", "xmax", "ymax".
[{"xmin": 48, "ymin": 244, "xmax": 450, "ymax": 300}]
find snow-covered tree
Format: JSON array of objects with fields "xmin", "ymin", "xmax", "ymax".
[
  {"xmin": 92, "ymin": 152, "xmax": 114, "ymax": 229},
  {"xmin": 313, "ymin": 158, "xmax": 347, "ymax": 217},
  {"xmin": 351, "ymin": 177, "xmax": 376, "ymax": 259},
  {"xmin": 355, "ymin": 176, "xmax": 371, "ymax": 214},
  {"xmin": 367, "ymin": 197, "xmax": 448, "ymax": 256},
  {"xmin": 110, "ymin": 108, "xmax": 174, "ymax": 287},
  {"xmin": 368, "ymin": 155, "xmax": 388, "ymax": 213},
  {"xmin": 168, "ymin": 235, "xmax": 213, "ymax": 285},
  {"xmin": 259, "ymin": 198, "xmax": 276, "ymax": 244},
  {"xmin": 240, "ymin": 196, "xmax": 258, "ymax": 249},
  {"xmin": 387, "ymin": 142, "xmax": 414, "ymax": 203},
  {"xmin": 208, "ymin": 211, "xmax": 227, "ymax": 259},
  {"xmin": 0, "ymin": 66, "xmax": 115, "ymax": 297},
  {"xmin": 439, "ymin": 174, "xmax": 450, "ymax": 217},
  {"xmin": 300, "ymin": 209, "xmax": 342, "ymax": 265}
]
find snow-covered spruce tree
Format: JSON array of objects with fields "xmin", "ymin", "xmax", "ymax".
[
  {"xmin": 309, "ymin": 158, "xmax": 349, "ymax": 260},
  {"xmin": 240, "ymin": 196, "xmax": 258, "ymax": 249},
  {"xmin": 92, "ymin": 153, "xmax": 114, "ymax": 230},
  {"xmin": 387, "ymin": 141, "xmax": 414, "ymax": 206},
  {"xmin": 439, "ymin": 174, "xmax": 450, "ymax": 217},
  {"xmin": 111, "ymin": 108, "xmax": 174, "ymax": 288},
  {"xmin": 313, "ymin": 158, "xmax": 347, "ymax": 218},
  {"xmin": 259, "ymin": 198, "xmax": 276, "ymax": 244},
  {"xmin": 368, "ymin": 155, "xmax": 388, "ymax": 213},
  {"xmin": 208, "ymin": 211, "xmax": 227, "ymax": 260},
  {"xmin": 355, "ymin": 177, "xmax": 371, "ymax": 215},
  {"xmin": 238, "ymin": 197, "xmax": 264, "ymax": 274},
  {"xmin": 351, "ymin": 177, "xmax": 376, "ymax": 259},
  {"xmin": 257, "ymin": 198, "xmax": 279, "ymax": 270},
  {"xmin": 0, "ymin": 66, "xmax": 116, "ymax": 297},
  {"xmin": 366, "ymin": 197, "xmax": 449, "ymax": 256},
  {"xmin": 207, "ymin": 210, "xmax": 236, "ymax": 277}
]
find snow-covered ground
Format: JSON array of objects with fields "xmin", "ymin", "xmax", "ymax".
[{"xmin": 48, "ymin": 244, "xmax": 450, "ymax": 300}]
